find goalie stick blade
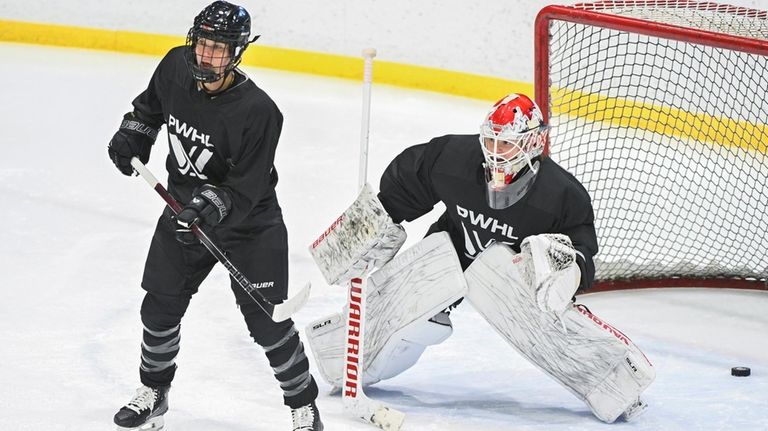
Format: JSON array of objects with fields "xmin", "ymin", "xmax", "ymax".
[
  {"xmin": 270, "ymin": 282, "xmax": 311, "ymax": 322},
  {"xmin": 344, "ymin": 397, "xmax": 405, "ymax": 431},
  {"xmin": 371, "ymin": 405, "xmax": 406, "ymax": 431}
]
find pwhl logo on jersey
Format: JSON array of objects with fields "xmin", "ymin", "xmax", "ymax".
[
  {"xmin": 456, "ymin": 204, "xmax": 519, "ymax": 259},
  {"xmin": 168, "ymin": 114, "xmax": 214, "ymax": 179}
]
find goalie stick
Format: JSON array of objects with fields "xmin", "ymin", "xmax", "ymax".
[
  {"xmin": 309, "ymin": 183, "xmax": 406, "ymax": 431},
  {"xmin": 130, "ymin": 157, "xmax": 310, "ymax": 323},
  {"xmin": 348, "ymin": 47, "xmax": 404, "ymax": 431},
  {"xmin": 308, "ymin": 48, "xmax": 405, "ymax": 431}
]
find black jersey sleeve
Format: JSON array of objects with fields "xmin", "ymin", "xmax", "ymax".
[
  {"xmin": 378, "ymin": 140, "xmax": 442, "ymax": 224},
  {"xmin": 219, "ymin": 100, "xmax": 283, "ymax": 226},
  {"xmin": 131, "ymin": 48, "xmax": 178, "ymax": 128},
  {"xmin": 565, "ymin": 222, "xmax": 598, "ymax": 292},
  {"xmin": 559, "ymin": 188, "xmax": 598, "ymax": 292}
]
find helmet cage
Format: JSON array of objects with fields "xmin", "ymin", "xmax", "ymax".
[
  {"xmin": 184, "ymin": 1, "xmax": 257, "ymax": 83},
  {"xmin": 479, "ymin": 122, "xmax": 549, "ymax": 189}
]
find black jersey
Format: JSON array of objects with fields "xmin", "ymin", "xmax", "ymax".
[
  {"xmin": 132, "ymin": 46, "xmax": 283, "ymax": 228},
  {"xmin": 379, "ymin": 134, "xmax": 598, "ymax": 291}
]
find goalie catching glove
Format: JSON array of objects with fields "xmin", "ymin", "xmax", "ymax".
[{"xmin": 521, "ymin": 233, "xmax": 582, "ymax": 314}]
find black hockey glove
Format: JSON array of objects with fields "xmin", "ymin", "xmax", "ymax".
[
  {"xmin": 108, "ymin": 112, "xmax": 159, "ymax": 176},
  {"xmin": 174, "ymin": 185, "xmax": 233, "ymax": 244}
]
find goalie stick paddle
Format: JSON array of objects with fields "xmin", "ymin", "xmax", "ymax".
[
  {"xmin": 343, "ymin": 277, "xmax": 406, "ymax": 431},
  {"xmin": 130, "ymin": 158, "xmax": 310, "ymax": 323}
]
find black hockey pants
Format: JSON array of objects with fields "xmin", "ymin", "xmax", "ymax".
[{"xmin": 136, "ymin": 210, "xmax": 318, "ymax": 408}]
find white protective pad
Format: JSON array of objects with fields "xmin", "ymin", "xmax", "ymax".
[
  {"xmin": 309, "ymin": 183, "xmax": 406, "ymax": 285},
  {"xmin": 306, "ymin": 232, "xmax": 466, "ymax": 388},
  {"xmin": 523, "ymin": 233, "xmax": 582, "ymax": 313},
  {"xmin": 465, "ymin": 243, "xmax": 655, "ymax": 423}
]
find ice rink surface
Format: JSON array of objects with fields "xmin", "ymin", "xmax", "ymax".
[{"xmin": 0, "ymin": 43, "xmax": 766, "ymax": 430}]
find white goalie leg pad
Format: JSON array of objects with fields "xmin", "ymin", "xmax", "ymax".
[
  {"xmin": 305, "ymin": 311, "xmax": 347, "ymax": 391},
  {"xmin": 465, "ymin": 243, "xmax": 655, "ymax": 423},
  {"xmin": 367, "ymin": 311, "xmax": 453, "ymax": 383},
  {"xmin": 306, "ymin": 310, "xmax": 453, "ymax": 389},
  {"xmin": 306, "ymin": 232, "xmax": 465, "ymax": 389}
]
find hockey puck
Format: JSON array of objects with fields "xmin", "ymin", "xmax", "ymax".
[{"xmin": 731, "ymin": 367, "xmax": 751, "ymax": 377}]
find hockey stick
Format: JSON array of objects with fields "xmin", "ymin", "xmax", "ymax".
[
  {"xmin": 342, "ymin": 48, "xmax": 405, "ymax": 430},
  {"xmin": 130, "ymin": 157, "xmax": 310, "ymax": 323}
]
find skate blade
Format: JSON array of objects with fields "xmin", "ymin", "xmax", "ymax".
[{"xmin": 116, "ymin": 415, "xmax": 164, "ymax": 430}]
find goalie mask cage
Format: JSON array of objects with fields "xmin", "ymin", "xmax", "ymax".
[{"xmin": 534, "ymin": 1, "xmax": 768, "ymax": 291}]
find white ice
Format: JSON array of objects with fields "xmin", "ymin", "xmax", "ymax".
[{"xmin": 0, "ymin": 43, "xmax": 766, "ymax": 430}]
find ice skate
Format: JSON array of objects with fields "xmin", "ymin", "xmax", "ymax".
[
  {"xmin": 114, "ymin": 385, "xmax": 169, "ymax": 430},
  {"xmin": 291, "ymin": 400, "xmax": 323, "ymax": 431}
]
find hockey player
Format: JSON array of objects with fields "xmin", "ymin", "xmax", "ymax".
[
  {"xmin": 106, "ymin": 2, "xmax": 322, "ymax": 430},
  {"xmin": 306, "ymin": 93, "xmax": 654, "ymax": 423},
  {"xmin": 378, "ymin": 92, "xmax": 598, "ymax": 284}
]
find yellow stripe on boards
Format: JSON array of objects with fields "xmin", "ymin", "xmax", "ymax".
[
  {"xmin": 3, "ymin": 18, "xmax": 761, "ymax": 153},
  {"xmin": 0, "ymin": 19, "xmax": 528, "ymax": 101},
  {"xmin": 0, "ymin": 19, "xmax": 182, "ymax": 55},
  {"xmin": 552, "ymin": 88, "xmax": 768, "ymax": 155}
]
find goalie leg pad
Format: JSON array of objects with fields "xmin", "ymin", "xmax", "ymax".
[
  {"xmin": 305, "ymin": 311, "xmax": 347, "ymax": 391},
  {"xmin": 305, "ymin": 310, "xmax": 453, "ymax": 389},
  {"xmin": 366, "ymin": 312, "xmax": 453, "ymax": 382},
  {"xmin": 306, "ymin": 232, "xmax": 465, "ymax": 388},
  {"xmin": 465, "ymin": 243, "xmax": 655, "ymax": 423}
]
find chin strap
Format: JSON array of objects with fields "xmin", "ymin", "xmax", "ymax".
[{"xmin": 198, "ymin": 71, "xmax": 236, "ymax": 94}]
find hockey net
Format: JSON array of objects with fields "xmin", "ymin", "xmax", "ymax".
[{"xmin": 535, "ymin": 1, "xmax": 768, "ymax": 290}]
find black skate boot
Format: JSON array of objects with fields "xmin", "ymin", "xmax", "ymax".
[
  {"xmin": 291, "ymin": 400, "xmax": 323, "ymax": 431},
  {"xmin": 114, "ymin": 385, "xmax": 170, "ymax": 430}
]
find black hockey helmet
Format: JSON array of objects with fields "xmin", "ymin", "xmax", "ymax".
[{"xmin": 184, "ymin": 1, "xmax": 260, "ymax": 83}]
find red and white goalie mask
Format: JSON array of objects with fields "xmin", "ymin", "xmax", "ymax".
[{"xmin": 479, "ymin": 93, "xmax": 549, "ymax": 209}]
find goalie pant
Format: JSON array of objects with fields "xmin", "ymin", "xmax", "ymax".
[{"xmin": 465, "ymin": 242, "xmax": 655, "ymax": 423}]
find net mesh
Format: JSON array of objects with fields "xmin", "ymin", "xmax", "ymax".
[{"xmin": 544, "ymin": 1, "xmax": 768, "ymax": 284}]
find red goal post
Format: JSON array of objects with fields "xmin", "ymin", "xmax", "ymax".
[{"xmin": 534, "ymin": 1, "xmax": 768, "ymax": 291}]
